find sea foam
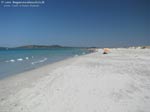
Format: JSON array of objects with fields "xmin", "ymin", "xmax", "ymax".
[
  {"xmin": 10, "ymin": 59, "xmax": 15, "ymax": 62},
  {"xmin": 25, "ymin": 57, "xmax": 29, "ymax": 60},
  {"xmin": 17, "ymin": 58, "xmax": 23, "ymax": 61},
  {"xmin": 31, "ymin": 58, "xmax": 47, "ymax": 65}
]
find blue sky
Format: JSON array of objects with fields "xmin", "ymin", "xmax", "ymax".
[{"xmin": 0, "ymin": 0, "xmax": 149, "ymax": 47}]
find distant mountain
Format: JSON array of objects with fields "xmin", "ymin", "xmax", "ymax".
[
  {"xmin": 14, "ymin": 45, "xmax": 64, "ymax": 49},
  {"xmin": 0, "ymin": 45, "xmax": 97, "ymax": 50},
  {"xmin": 0, "ymin": 47, "xmax": 8, "ymax": 50}
]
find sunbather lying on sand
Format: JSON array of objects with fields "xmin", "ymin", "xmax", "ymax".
[{"xmin": 103, "ymin": 48, "xmax": 110, "ymax": 54}]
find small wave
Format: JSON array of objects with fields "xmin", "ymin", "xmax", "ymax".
[
  {"xmin": 5, "ymin": 57, "xmax": 30, "ymax": 63},
  {"xmin": 10, "ymin": 59, "xmax": 15, "ymax": 62},
  {"xmin": 82, "ymin": 52, "xmax": 85, "ymax": 55},
  {"xmin": 25, "ymin": 57, "xmax": 29, "ymax": 60},
  {"xmin": 17, "ymin": 58, "xmax": 23, "ymax": 61},
  {"xmin": 74, "ymin": 54, "xmax": 78, "ymax": 57},
  {"xmin": 31, "ymin": 58, "xmax": 47, "ymax": 65}
]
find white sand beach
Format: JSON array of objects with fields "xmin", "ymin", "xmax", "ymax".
[{"xmin": 0, "ymin": 48, "xmax": 150, "ymax": 112}]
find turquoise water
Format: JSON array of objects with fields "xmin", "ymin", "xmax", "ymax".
[{"xmin": 0, "ymin": 48, "xmax": 90, "ymax": 79}]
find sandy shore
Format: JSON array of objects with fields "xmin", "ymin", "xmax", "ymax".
[{"xmin": 0, "ymin": 48, "xmax": 150, "ymax": 112}]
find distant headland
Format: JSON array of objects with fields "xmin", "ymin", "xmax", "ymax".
[{"xmin": 0, "ymin": 45, "xmax": 94, "ymax": 50}]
